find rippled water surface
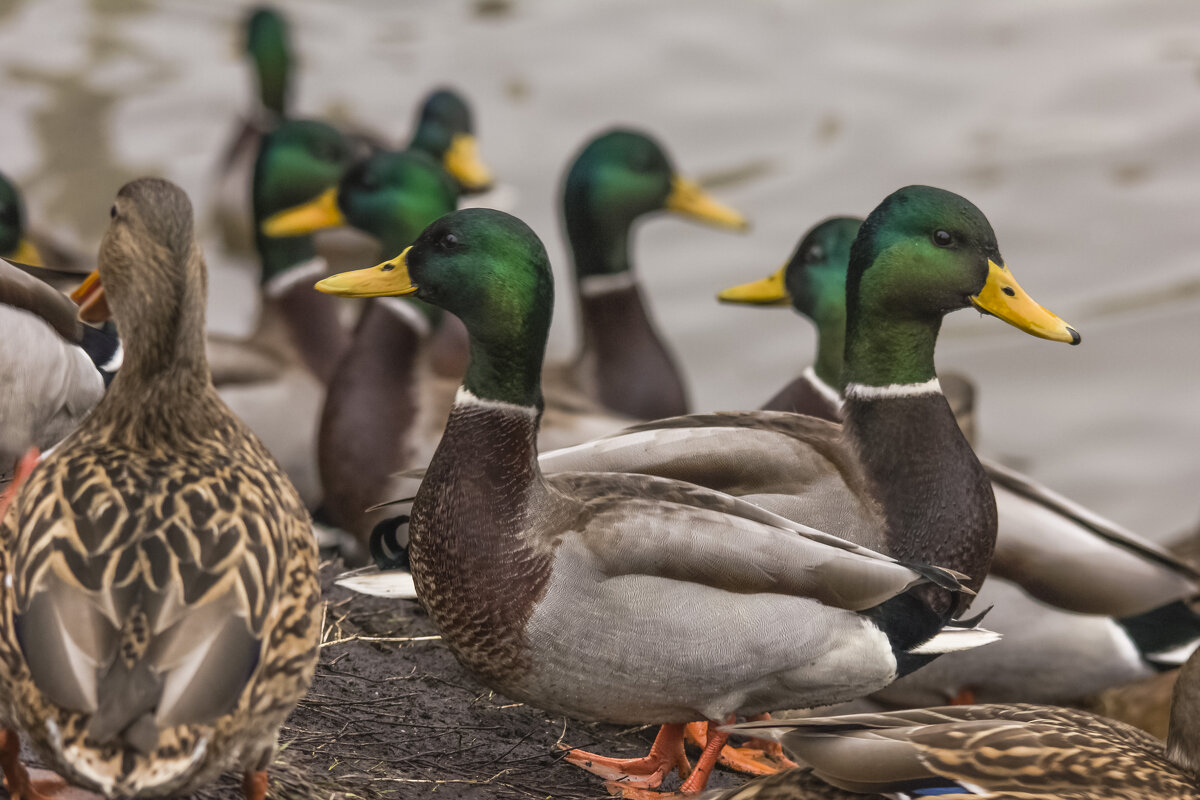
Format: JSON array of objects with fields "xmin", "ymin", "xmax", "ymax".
[{"xmin": 2, "ymin": 0, "xmax": 1197, "ymax": 537}]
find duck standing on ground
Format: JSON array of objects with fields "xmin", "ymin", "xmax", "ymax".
[
  {"xmin": 0, "ymin": 179, "xmax": 321, "ymax": 800},
  {"xmin": 310, "ymin": 198, "xmax": 1041, "ymax": 795},
  {"xmin": 561, "ymin": 129, "xmax": 749, "ymax": 420}
]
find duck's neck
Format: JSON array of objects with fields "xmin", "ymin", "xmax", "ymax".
[
  {"xmin": 252, "ymin": 41, "xmax": 289, "ymax": 119},
  {"xmin": 1166, "ymin": 651, "xmax": 1200, "ymax": 775},
  {"xmin": 256, "ymin": 231, "xmax": 349, "ymax": 383},
  {"xmin": 566, "ymin": 209, "xmax": 687, "ymax": 419},
  {"xmin": 840, "ymin": 315, "xmax": 995, "ymax": 616},
  {"xmin": 409, "ymin": 386, "xmax": 551, "ymax": 681},
  {"xmin": 807, "ymin": 298, "xmax": 846, "ymax": 391},
  {"xmin": 96, "ymin": 263, "xmax": 221, "ymax": 447}
]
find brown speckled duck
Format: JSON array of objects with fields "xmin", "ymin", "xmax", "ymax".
[
  {"xmin": 313, "ymin": 207, "xmax": 993, "ymax": 796},
  {"xmin": 0, "ymin": 178, "xmax": 321, "ymax": 800},
  {"xmin": 711, "ymin": 643, "xmax": 1200, "ymax": 799}
]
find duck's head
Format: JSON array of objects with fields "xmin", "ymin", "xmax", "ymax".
[
  {"xmin": 252, "ymin": 119, "xmax": 358, "ymax": 283},
  {"xmin": 719, "ymin": 216, "xmax": 862, "ymax": 316},
  {"xmin": 408, "ymin": 89, "xmax": 493, "ymax": 194},
  {"xmin": 850, "ymin": 186, "xmax": 1079, "ymax": 342},
  {"xmin": 263, "ymin": 149, "xmax": 459, "ymax": 255},
  {"xmin": 245, "ymin": 6, "xmax": 291, "ymax": 118},
  {"xmin": 843, "ymin": 185, "xmax": 1078, "ymax": 386},
  {"xmin": 563, "ymin": 129, "xmax": 747, "ymax": 279},
  {"xmin": 718, "ymin": 216, "xmax": 862, "ymax": 387},
  {"xmin": 0, "ymin": 172, "xmax": 43, "ymax": 267},
  {"xmin": 75, "ymin": 179, "xmax": 204, "ymax": 372},
  {"xmin": 316, "ymin": 208, "xmax": 551, "ymax": 406}
]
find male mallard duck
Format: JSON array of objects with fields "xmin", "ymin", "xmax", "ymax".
[
  {"xmin": 712, "ymin": 643, "xmax": 1200, "ymax": 800},
  {"xmin": 0, "ymin": 179, "xmax": 321, "ymax": 799},
  {"xmin": 710, "ymin": 214, "xmax": 1200, "ymax": 705},
  {"xmin": 309, "ymin": 201, "xmax": 1031, "ymax": 795},
  {"xmin": 263, "ymin": 145, "xmax": 625, "ymax": 542},
  {"xmin": 559, "ymin": 128, "xmax": 748, "ymax": 420}
]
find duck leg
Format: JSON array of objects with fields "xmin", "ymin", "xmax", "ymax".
[
  {"xmin": 242, "ymin": 770, "xmax": 269, "ymax": 800},
  {"xmin": 0, "ymin": 729, "xmax": 56, "ymax": 800},
  {"xmin": 564, "ymin": 723, "xmax": 689, "ymax": 790},
  {"xmin": 676, "ymin": 717, "xmax": 733, "ymax": 794},
  {"xmin": 684, "ymin": 713, "xmax": 796, "ymax": 776},
  {"xmin": 0, "ymin": 448, "xmax": 39, "ymax": 518}
]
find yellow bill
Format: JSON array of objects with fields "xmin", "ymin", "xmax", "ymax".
[
  {"xmin": 70, "ymin": 269, "xmax": 111, "ymax": 323},
  {"xmin": 666, "ymin": 176, "xmax": 749, "ymax": 231},
  {"xmin": 970, "ymin": 260, "xmax": 1080, "ymax": 345},
  {"xmin": 315, "ymin": 247, "xmax": 416, "ymax": 297},
  {"xmin": 444, "ymin": 134, "xmax": 493, "ymax": 192},
  {"xmin": 717, "ymin": 264, "xmax": 790, "ymax": 306},
  {"xmin": 261, "ymin": 187, "xmax": 345, "ymax": 237},
  {"xmin": 9, "ymin": 237, "xmax": 43, "ymax": 267}
]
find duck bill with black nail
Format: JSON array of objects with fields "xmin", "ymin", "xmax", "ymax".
[
  {"xmin": 315, "ymin": 246, "xmax": 417, "ymax": 297},
  {"xmin": 970, "ymin": 260, "xmax": 1080, "ymax": 345}
]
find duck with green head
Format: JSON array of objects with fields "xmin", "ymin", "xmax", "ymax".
[
  {"xmin": 713, "ymin": 213, "xmax": 1200, "ymax": 708},
  {"xmin": 311, "ymin": 202, "xmax": 1018, "ymax": 795},
  {"xmin": 263, "ymin": 149, "xmax": 463, "ymax": 539},
  {"xmin": 562, "ymin": 128, "xmax": 748, "ymax": 420}
]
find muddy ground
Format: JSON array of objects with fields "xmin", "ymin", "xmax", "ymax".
[{"xmin": 191, "ymin": 562, "xmax": 747, "ymax": 800}]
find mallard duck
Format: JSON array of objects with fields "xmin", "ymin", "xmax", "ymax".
[
  {"xmin": 308, "ymin": 194, "xmax": 1060, "ymax": 794},
  {"xmin": 212, "ymin": 5, "xmax": 492, "ymax": 259},
  {"xmin": 0, "ymin": 178, "xmax": 321, "ymax": 799},
  {"xmin": 712, "ymin": 644, "xmax": 1200, "ymax": 799},
  {"xmin": 709, "ymin": 214, "xmax": 1200, "ymax": 705},
  {"xmin": 0, "ymin": 175, "xmax": 119, "ymax": 485},
  {"xmin": 560, "ymin": 128, "xmax": 748, "ymax": 420},
  {"xmin": 263, "ymin": 146, "xmax": 626, "ymax": 542}
]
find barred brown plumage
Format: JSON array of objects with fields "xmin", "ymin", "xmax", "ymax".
[{"xmin": 0, "ymin": 177, "xmax": 320, "ymax": 799}]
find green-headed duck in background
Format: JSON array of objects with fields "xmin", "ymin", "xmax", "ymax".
[
  {"xmin": 562, "ymin": 128, "xmax": 748, "ymax": 420},
  {"xmin": 313, "ymin": 205, "xmax": 989, "ymax": 795}
]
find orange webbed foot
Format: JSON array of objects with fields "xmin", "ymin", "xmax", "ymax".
[
  {"xmin": 684, "ymin": 713, "xmax": 796, "ymax": 777},
  {"xmin": 563, "ymin": 723, "xmax": 688, "ymax": 790},
  {"xmin": 0, "ymin": 448, "xmax": 39, "ymax": 520},
  {"xmin": 0, "ymin": 729, "xmax": 98, "ymax": 800},
  {"xmin": 950, "ymin": 687, "xmax": 977, "ymax": 705}
]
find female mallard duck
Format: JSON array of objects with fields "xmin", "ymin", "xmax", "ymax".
[
  {"xmin": 711, "ymin": 643, "xmax": 1200, "ymax": 800},
  {"xmin": 709, "ymin": 215, "xmax": 1200, "ymax": 705},
  {"xmin": 559, "ymin": 128, "xmax": 748, "ymax": 420},
  {"xmin": 309, "ymin": 202, "xmax": 1029, "ymax": 795},
  {"xmin": 0, "ymin": 178, "xmax": 321, "ymax": 799}
]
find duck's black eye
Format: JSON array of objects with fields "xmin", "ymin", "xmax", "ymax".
[
  {"xmin": 109, "ymin": 205, "xmax": 117, "ymax": 219},
  {"xmin": 438, "ymin": 232, "xmax": 458, "ymax": 250},
  {"xmin": 804, "ymin": 245, "xmax": 825, "ymax": 264},
  {"xmin": 932, "ymin": 230, "xmax": 954, "ymax": 248}
]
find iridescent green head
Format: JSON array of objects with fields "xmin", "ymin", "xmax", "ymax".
[
  {"xmin": 333, "ymin": 151, "xmax": 460, "ymax": 253},
  {"xmin": 844, "ymin": 185, "xmax": 1078, "ymax": 387},
  {"xmin": 408, "ymin": 89, "xmax": 493, "ymax": 193},
  {"xmin": 252, "ymin": 119, "xmax": 357, "ymax": 283},
  {"xmin": 245, "ymin": 6, "xmax": 291, "ymax": 118},
  {"xmin": 718, "ymin": 216, "xmax": 862, "ymax": 386},
  {"xmin": 562, "ymin": 128, "xmax": 747, "ymax": 280},
  {"xmin": 316, "ymin": 209, "xmax": 552, "ymax": 407}
]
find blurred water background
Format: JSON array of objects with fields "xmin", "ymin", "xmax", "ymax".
[{"xmin": 0, "ymin": 0, "xmax": 1197, "ymax": 539}]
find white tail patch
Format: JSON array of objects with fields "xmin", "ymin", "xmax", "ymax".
[
  {"xmin": 909, "ymin": 626, "xmax": 1002, "ymax": 655},
  {"xmin": 1146, "ymin": 637, "xmax": 1200, "ymax": 666},
  {"xmin": 262, "ymin": 255, "xmax": 329, "ymax": 298},
  {"xmin": 335, "ymin": 567, "xmax": 418, "ymax": 600},
  {"xmin": 844, "ymin": 378, "xmax": 942, "ymax": 400}
]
